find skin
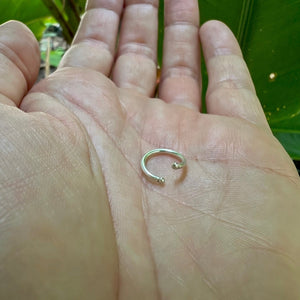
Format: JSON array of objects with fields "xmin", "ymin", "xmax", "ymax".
[{"xmin": 0, "ymin": 0, "xmax": 300, "ymax": 299}]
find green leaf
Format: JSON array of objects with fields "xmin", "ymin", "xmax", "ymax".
[
  {"xmin": 157, "ymin": 0, "xmax": 164, "ymax": 68},
  {"xmin": 0, "ymin": 0, "xmax": 52, "ymax": 40},
  {"xmin": 40, "ymin": 0, "xmax": 73, "ymax": 43},
  {"xmin": 41, "ymin": 49, "xmax": 65, "ymax": 68},
  {"xmin": 198, "ymin": 0, "xmax": 300, "ymax": 159},
  {"xmin": 63, "ymin": 0, "xmax": 81, "ymax": 34},
  {"xmin": 76, "ymin": 0, "xmax": 87, "ymax": 13},
  {"xmin": 0, "ymin": 0, "xmax": 50, "ymax": 23},
  {"xmin": 0, "ymin": 0, "xmax": 87, "ymax": 42},
  {"xmin": 40, "ymin": 0, "xmax": 87, "ymax": 43},
  {"xmin": 272, "ymin": 114, "xmax": 300, "ymax": 160},
  {"xmin": 274, "ymin": 131, "xmax": 300, "ymax": 161}
]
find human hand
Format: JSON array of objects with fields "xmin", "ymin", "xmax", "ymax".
[{"xmin": 1, "ymin": 0, "xmax": 300, "ymax": 299}]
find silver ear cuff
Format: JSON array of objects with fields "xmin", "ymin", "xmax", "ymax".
[{"xmin": 141, "ymin": 149, "xmax": 186, "ymax": 184}]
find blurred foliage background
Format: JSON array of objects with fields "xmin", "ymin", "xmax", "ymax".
[{"xmin": 1, "ymin": 0, "xmax": 299, "ymax": 171}]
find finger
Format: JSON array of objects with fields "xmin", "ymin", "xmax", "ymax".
[
  {"xmin": 159, "ymin": 0, "xmax": 201, "ymax": 111},
  {"xmin": 59, "ymin": 0, "xmax": 123, "ymax": 75},
  {"xmin": 0, "ymin": 21, "xmax": 40, "ymax": 107},
  {"xmin": 112, "ymin": 0, "xmax": 158, "ymax": 96},
  {"xmin": 200, "ymin": 20, "xmax": 270, "ymax": 129}
]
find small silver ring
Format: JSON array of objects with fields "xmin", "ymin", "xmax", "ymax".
[{"xmin": 141, "ymin": 149, "xmax": 186, "ymax": 184}]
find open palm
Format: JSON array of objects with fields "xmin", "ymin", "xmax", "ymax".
[{"xmin": 1, "ymin": 0, "xmax": 300, "ymax": 299}]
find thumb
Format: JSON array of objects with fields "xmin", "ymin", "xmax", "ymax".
[{"xmin": 0, "ymin": 21, "xmax": 40, "ymax": 107}]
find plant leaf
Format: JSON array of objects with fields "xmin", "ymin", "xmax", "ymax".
[
  {"xmin": 198, "ymin": 0, "xmax": 300, "ymax": 159},
  {"xmin": 0, "ymin": 0, "xmax": 51, "ymax": 39},
  {"xmin": 41, "ymin": 49, "xmax": 65, "ymax": 68},
  {"xmin": 236, "ymin": 0, "xmax": 255, "ymax": 50},
  {"xmin": 272, "ymin": 114, "xmax": 300, "ymax": 160}
]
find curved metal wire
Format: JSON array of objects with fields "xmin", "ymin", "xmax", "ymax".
[{"xmin": 141, "ymin": 149, "xmax": 186, "ymax": 184}]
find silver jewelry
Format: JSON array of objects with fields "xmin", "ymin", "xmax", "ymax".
[{"xmin": 141, "ymin": 149, "xmax": 186, "ymax": 184}]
